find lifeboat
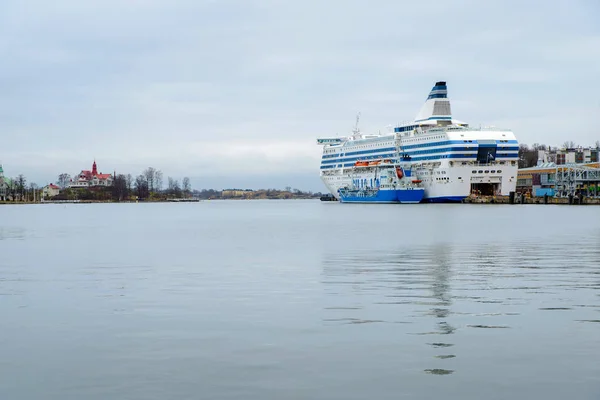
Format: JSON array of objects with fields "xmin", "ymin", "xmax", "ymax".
[
  {"xmin": 412, "ymin": 179, "xmax": 422, "ymax": 184},
  {"xmin": 368, "ymin": 160, "xmax": 382, "ymax": 166},
  {"xmin": 354, "ymin": 161, "xmax": 369, "ymax": 167},
  {"xmin": 395, "ymin": 166, "xmax": 404, "ymax": 179}
]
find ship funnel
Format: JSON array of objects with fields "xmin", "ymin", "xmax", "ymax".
[
  {"xmin": 414, "ymin": 81, "xmax": 452, "ymax": 123},
  {"xmin": 428, "ymin": 81, "xmax": 448, "ymax": 100}
]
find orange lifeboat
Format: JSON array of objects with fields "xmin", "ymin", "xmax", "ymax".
[
  {"xmin": 368, "ymin": 160, "xmax": 382, "ymax": 166},
  {"xmin": 396, "ymin": 166, "xmax": 404, "ymax": 179},
  {"xmin": 412, "ymin": 179, "xmax": 422, "ymax": 184},
  {"xmin": 354, "ymin": 161, "xmax": 369, "ymax": 167}
]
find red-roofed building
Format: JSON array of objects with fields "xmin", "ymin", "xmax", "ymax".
[
  {"xmin": 43, "ymin": 183, "xmax": 61, "ymax": 198},
  {"xmin": 69, "ymin": 160, "xmax": 114, "ymax": 188}
]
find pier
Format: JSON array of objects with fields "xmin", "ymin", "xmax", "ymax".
[{"xmin": 462, "ymin": 193, "xmax": 600, "ymax": 205}]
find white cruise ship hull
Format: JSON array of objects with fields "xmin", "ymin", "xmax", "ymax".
[{"xmin": 321, "ymin": 161, "xmax": 517, "ymax": 202}]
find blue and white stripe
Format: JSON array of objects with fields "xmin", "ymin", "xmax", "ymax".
[
  {"xmin": 427, "ymin": 82, "xmax": 448, "ymax": 100},
  {"xmin": 320, "ymin": 138, "xmax": 519, "ymax": 168}
]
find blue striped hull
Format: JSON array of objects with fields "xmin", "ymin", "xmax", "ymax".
[
  {"xmin": 339, "ymin": 188, "xmax": 424, "ymax": 204},
  {"xmin": 398, "ymin": 189, "xmax": 426, "ymax": 204}
]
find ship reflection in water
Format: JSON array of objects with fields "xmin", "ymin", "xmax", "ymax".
[
  {"xmin": 321, "ymin": 243, "xmax": 459, "ymax": 376},
  {"xmin": 320, "ymin": 238, "xmax": 600, "ymax": 380},
  {"xmin": 422, "ymin": 245, "xmax": 456, "ymax": 375}
]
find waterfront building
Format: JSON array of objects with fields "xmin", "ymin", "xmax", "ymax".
[
  {"xmin": 221, "ymin": 189, "xmax": 253, "ymax": 198},
  {"xmin": 69, "ymin": 160, "xmax": 113, "ymax": 188},
  {"xmin": 535, "ymin": 147, "xmax": 599, "ymax": 166},
  {"xmin": 0, "ymin": 164, "xmax": 12, "ymax": 201},
  {"xmin": 43, "ymin": 183, "xmax": 60, "ymax": 198},
  {"xmin": 517, "ymin": 162, "xmax": 600, "ymax": 197}
]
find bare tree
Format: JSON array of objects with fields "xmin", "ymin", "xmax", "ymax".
[
  {"xmin": 167, "ymin": 177, "xmax": 181, "ymax": 197},
  {"xmin": 112, "ymin": 174, "xmax": 128, "ymax": 201},
  {"xmin": 16, "ymin": 175, "xmax": 26, "ymax": 199},
  {"xmin": 126, "ymin": 174, "xmax": 133, "ymax": 191},
  {"xmin": 182, "ymin": 177, "xmax": 190, "ymax": 194},
  {"xmin": 57, "ymin": 173, "xmax": 71, "ymax": 189},
  {"xmin": 29, "ymin": 183, "xmax": 39, "ymax": 202},
  {"xmin": 595, "ymin": 140, "xmax": 600, "ymax": 149},
  {"xmin": 563, "ymin": 141, "xmax": 576, "ymax": 149},
  {"xmin": 531, "ymin": 143, "xmax": 547, "ymax": 151},
  {"xmin": 143, "ymin": 167, "xmax": 156, "ymax": 192},
  {"xmin": 518, "ymin": 144, "xmax": 537, "ymax": 168},
  {"xmin": 135, "ymin": 175, "xmax": 149, "ymax": 199},
  {"xmin": 155, "ymin": 170, "xmax": 163, "ymax": 192}
]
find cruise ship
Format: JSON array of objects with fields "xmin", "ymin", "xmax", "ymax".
[{"xmin": 317, "ymin": 81, "xmax": 519, "ymax": 202}]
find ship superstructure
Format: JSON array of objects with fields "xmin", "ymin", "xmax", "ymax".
[
  {"xmin": 337, "ymin": 160, "xmax": 424, "ymax": 204},
  {"xmin": 317, "ymin": 81, "xmax": 519, "ymax": 202}
]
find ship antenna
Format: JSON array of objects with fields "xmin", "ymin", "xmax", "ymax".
[{"xmin": 352, "ymin": 112, "xmax": 361, "ymax": 137}]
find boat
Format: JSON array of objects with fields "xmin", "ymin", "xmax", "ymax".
[
  {"xmin": 319, "ymin": 193, "xmax": 338, "ymax": 202},
  {"xmin": 316, "ymin": 81, "xmax": 519, "ymax": 202},
  {"xmin": 337, "ymin": 161, "xmax": 424, "ymax": 204}
]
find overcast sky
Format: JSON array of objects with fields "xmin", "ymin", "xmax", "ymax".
[{"xmin": 1, "ymin": 0, "xmax": 599, "ymax": 190}]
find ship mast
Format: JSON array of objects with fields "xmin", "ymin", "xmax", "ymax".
[{"xmin": 352, "ymin": 112, "xmax": 361, "ymax": 139}]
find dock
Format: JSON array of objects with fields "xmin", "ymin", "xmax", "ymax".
[
  {"xmin": 462, "ymin": 193, "xmax": 600, "ymax": 205},
  {"xmin": 166, "ymin": 198, "xmax": 201, "ymax": 202}
]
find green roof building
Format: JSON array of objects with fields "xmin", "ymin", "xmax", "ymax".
[{"xmin": 0, "ymin": 164, "xmax": 12, "ymax": 201}]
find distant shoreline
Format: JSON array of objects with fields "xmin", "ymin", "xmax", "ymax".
[{"xmin": 0, "ymin": 198, "xmax": 320, "ymax": 205}]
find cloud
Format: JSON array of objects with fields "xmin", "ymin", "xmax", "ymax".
[{"xmin": 0, "ymin": 0, "xmax": 599, "ymax": 189}]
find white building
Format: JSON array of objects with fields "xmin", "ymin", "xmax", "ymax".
[
  {"xmin": 43, "ymin": 183, "xmax": 60, "ymax": 198},
  {"xmin": 0, "ymin": 164, "xmax": 11, "ymax": 201},
  {"xmin": 69, "ymin": 160, "xmax": 113, "ymax": 188},
  {"xmin": 536, "ymin": 147, "xmax": 599, "ymax": 166}
]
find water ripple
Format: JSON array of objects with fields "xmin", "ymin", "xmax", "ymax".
[{"xmin": 322, "ymin": 237, "xmax": 600, "ymax": 377}]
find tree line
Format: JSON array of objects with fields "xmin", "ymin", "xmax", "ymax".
[
  {"xmin": 53, "ymin": 167, "xmax": 192, "ymax": 202},
  {"xmin": 1, "ymin": 166, "xmax": 322, "ymax": 203},
  {"xmin": 0, "ymin": 174, "xmax": 40, "ymax": 202},
  {"xmin": 518, "ymin": 141, "xmax": 600, "ymax": 169}
]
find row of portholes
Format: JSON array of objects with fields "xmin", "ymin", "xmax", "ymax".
[
  {"xmin": 472, "ymin": 170, "xmax": 502, "ymax": 174},
  {"xmin": 324, "ymin": 143, "xmax": 394, "ymax": 156}
]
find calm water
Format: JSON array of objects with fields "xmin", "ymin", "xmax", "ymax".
[{"xmin": 1, "ymin": 200, "xmax": 599, "ymax": 399}]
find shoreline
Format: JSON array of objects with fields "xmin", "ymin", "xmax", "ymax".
[
  {"xmin": 0, "ymin": 198, "xmax": 320, "ymax": 205},
  {"xmin": 4, "ymin": 196, "xmax": 599, "ymax": 205},
  {"xmin": 462, "ymin": 194, "xmax": 600, "ymax": 205}
]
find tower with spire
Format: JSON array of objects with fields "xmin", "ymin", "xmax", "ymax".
[{"xmin": 69, "ymin": 159, "xmax": 114, "ymax": 188}]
